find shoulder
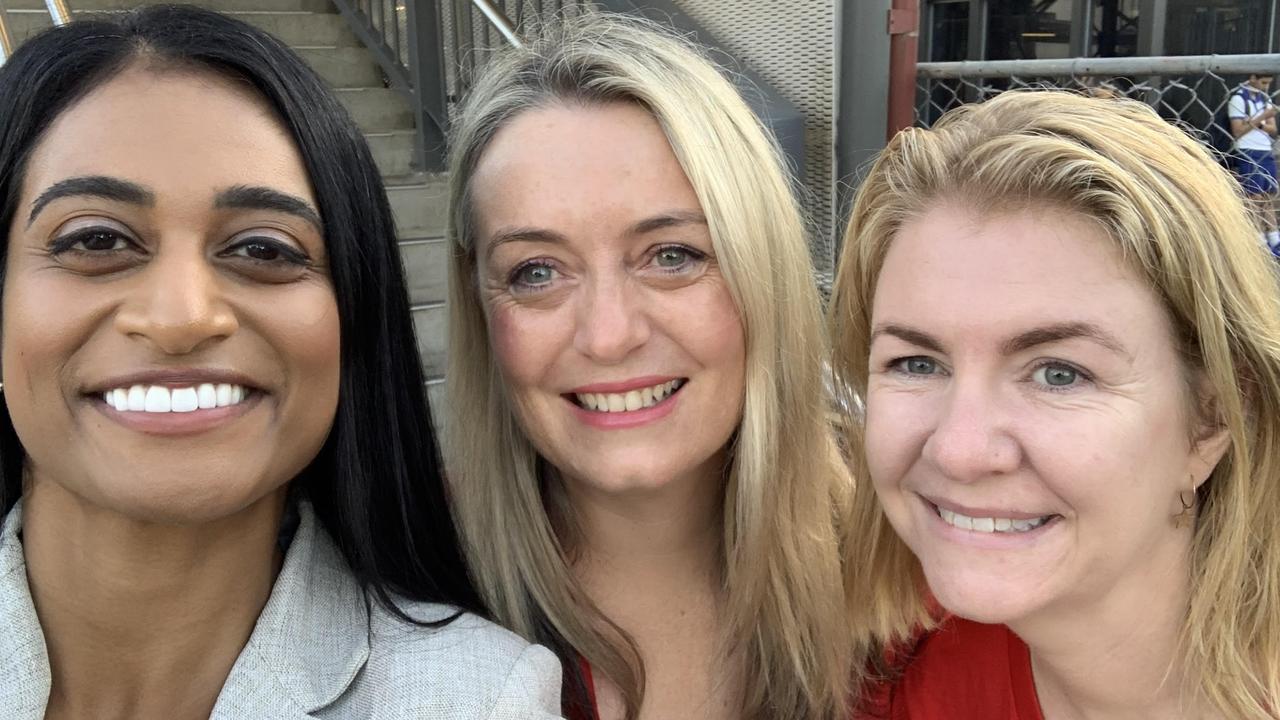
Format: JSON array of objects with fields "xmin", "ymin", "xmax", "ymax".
[
  {"xmin": 855, "ymin": 618, "xmax": 1037, "ymax": 720},
  {"xmin": 319, "ymin": 599, "xmax": 563, "ymax": 719}
]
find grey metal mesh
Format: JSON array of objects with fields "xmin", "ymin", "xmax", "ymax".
[
  {"xmin": 676, "ymin": 0, "xmax": 837, "ymax": 283},
  {"xmin": 914, "ymin": 56, "xmax": 1280, "ymax": 156}
]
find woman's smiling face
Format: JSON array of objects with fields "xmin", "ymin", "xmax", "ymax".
[
  {"xmin": 863, "ymin": 203, "xmax": 1228, "ymax": 625},
  {"xmin": 469, "ymin": 102, "xmax": 746, "ymax": 495},
  {"xmin": 3, "ymin": 66, "xmax": 341, "ymax": 522}
]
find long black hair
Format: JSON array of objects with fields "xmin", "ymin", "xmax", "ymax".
[{"xmin": 0, "ymin": 5, "xmax": 486, "ymax": 620}]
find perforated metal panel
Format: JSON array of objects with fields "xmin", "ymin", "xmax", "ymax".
[{"xmin": 671, "ymin": 0, "xmax": 837, "ymax": 281}]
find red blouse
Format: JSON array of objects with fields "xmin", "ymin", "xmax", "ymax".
[{"xmin": 856, "ymin": 617, "xmax": 1045, "ymax": 720}]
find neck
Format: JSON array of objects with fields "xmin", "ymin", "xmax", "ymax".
[
  {"xmin": 23, "ymin": 479, "xmax": 286, "ymax": 720},
  {"xmin": 1012, "ymin": 535, "xmax": 1212, "ymax": 720},
  {"xmin": 566, "ymin": 458, "xmax": 724, "ymax": 588}
]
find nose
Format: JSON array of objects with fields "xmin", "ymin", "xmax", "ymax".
[
  {"xmin": 572, "ymin": 274, "xmax": 650, "ymax": 364},
  {"xmin": 921, "ymin": 377, "xmax": 1022, "ymax": 483},
  {"xmin": 113, "ymin": 245, "xmax": 238, "ymax": 355}
]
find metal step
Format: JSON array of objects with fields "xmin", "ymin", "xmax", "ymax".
[
  {"xmin": 387, "ymin": 176, "xmax": 449, "ymax": 238},
  {"xmin": 5, "ymin": 9, "xmax": 361, "ymax": 46},
  {"xmin": 400, "ymin": 238, "xmax": 448, "ymax": 306},
  {"xmin": 297, "ymin": 47, "xmax": 385, "ymax": 89},
  {"xmin": 411, "ymin": 302, "xmax": 446, "ymax": 378},
  {"xmin": 6, "ymin": 0, "xmax": 335, "ymax": 10},
  {"xmin": 366, "ymin": 130, "xmax": 416, "ymax": 177},
  {"xmin": 336, "ymin": 88, "xmax": 415, "ymax": 133}
]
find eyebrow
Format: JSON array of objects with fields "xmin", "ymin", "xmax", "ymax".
[
  {"xmin": 214, "ymin": 185, "xmax": 323, "ymax": 231},
  {"xmin": 629, "ymin": 210, "xmax": 707, "ymax": 236},
  {"xmin": 484, "ymin": 210, "xmax": 708, "ymax": 261},
  {"xmin": 1000, "ymin": 322, "xmax": 1128, "ymax": 357},
  {"xmin": 28, "ymin": 176, "xmax": 154, "ymax": 227},
  {"xmin": 25, "ymin": 178, "xmax": 323, "ymax": 232},
  {"xmin": 870, "ymin": 321, "xmax": 1129, "ymax": 358}
]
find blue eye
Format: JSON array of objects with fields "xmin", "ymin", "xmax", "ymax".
[
  {"xmin": 895, "ymin": 356, "xmax": 938, "ymax": 375},
  {"xmin": 512, "ymin": 262, "xmax": 556, "ymax": 288},
  {"xmin": 1033, "ymin": 363, "xmax": 1082, "ymax": 388}
]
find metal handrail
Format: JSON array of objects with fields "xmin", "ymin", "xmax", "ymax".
[
  {"xmin": 45, "ymin": 0, "xmax": 70, "ymax": 25},
  {"xmin": 918, "ymin": 53, "xmax": 1280, "ymax": 80},
  {"xmin": 469, "ymin": 0, "xmax": 520, "ymax": 48},
  {"xmin": 0, "ymin": 0, "xmax": 72, "ymax": 66}
]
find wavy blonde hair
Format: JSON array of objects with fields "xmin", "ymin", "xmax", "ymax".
[
  {"xmin": 444, "ymin": 13, "xmax": 855, "ymax": 720},
  {"xmin": 831, "ymin": 89, "xmax": 1280, "ymax": 717}
]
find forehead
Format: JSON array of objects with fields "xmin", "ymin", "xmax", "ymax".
[
  {"xmin": 873, "ymin": 203, "xmax": 1172, "ymax": 346},
  {"xmin": 468, "ymin": 101, "xmax": 702, "ymax": 244},
  {"xmin": 21, "ymin": 65, "xmax": 314, "ymax": 206}
]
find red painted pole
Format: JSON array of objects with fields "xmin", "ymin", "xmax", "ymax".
[{"xmin": 886, "ymin": 0, "xmax": 920, "ymax": 140}]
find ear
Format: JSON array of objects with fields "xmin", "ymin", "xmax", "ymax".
[{"xmin": 1188, "ymin": 374, "xmax": 1231, "ymax": 488}]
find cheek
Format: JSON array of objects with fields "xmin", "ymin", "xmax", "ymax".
[
  {"xmin": 0, "ymin": 270, "xmax": 94, "ymax": 427},
  {"xmin": 486, "ymin": 303, "xmax": 562, "ymax": 390},
  {"xmin": 863, "ymin": 388, "xmax": 936, "ymax": 496},
  {"xmin": 673, "ymin": 284, "xmax": 745, "ymax": 380}
]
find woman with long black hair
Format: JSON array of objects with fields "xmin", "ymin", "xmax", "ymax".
[{"xmin": 0, "ymin": 6, "xmax": 560, "ymax": 718}]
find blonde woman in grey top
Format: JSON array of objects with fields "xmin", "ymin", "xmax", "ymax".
[{"xmin": 0, "ymin": 8, "xmax": 561, "ymax": 719}]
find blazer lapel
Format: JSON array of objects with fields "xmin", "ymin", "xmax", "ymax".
[
  {"xmin": 212, "ymin": 502, "xmax": 370, "ymax": 718},
  {"xmin": 0, "ymin": 503, "xmax": 51, "ymax": 720}
]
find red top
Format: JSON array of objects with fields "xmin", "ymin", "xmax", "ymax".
[
  {"xmin": 855, "ymin": 617, "xmax": 1045, "ymax": 720},
  {"xmin": 566, "ymin": 656, "xmax": 600, "ymax": 720}
]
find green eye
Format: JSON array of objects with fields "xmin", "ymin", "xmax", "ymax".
[{"xmin": 656, "ymin": 247, "xmax": 690, "ymax": 268}]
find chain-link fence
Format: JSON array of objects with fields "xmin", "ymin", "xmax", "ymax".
[{"xmin": 915, "ymin": 54, "xmax": 1280, "ymax": 157}]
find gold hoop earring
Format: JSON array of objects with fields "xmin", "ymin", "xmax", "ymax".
[{"xmin": 1174, "ymin": 479, "xmax": 1196, "ymax": 529}]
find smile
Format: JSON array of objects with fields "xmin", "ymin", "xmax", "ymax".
[
  {"xmin": 572, "ymin": 379, "xmax": 685, "ymax": 413},
  {"xmin": 936, "ymin": 506, "xmax": 1056, "ymax": 534},
  {"xmin": 101, "ymin": 383, "xmax": 252, "ymax": 413}
]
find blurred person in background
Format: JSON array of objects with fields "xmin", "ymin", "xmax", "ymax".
[{"xmin": 1229, "ymin": 73, "xmax": 1280, "ymax": 255}]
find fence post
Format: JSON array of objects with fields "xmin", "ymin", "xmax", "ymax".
[
  {"xmin": 407, "ymin": 0, "xmax": 449, "ymax": 171},
  {"xmin": 887, "ymin": 0, "xmax": 920, "ymax": 139}
]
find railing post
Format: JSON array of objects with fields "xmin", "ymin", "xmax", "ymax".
[
  {"xmin": 887, "ymin": 0, "xmax": 920, "ymax": 139},
  {"xmin": 407, "ymin": 0, "xmax": 450, "ymax": 171}
]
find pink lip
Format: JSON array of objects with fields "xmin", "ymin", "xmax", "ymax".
[
  {"xmin": 566, "ymin": 384, "xmax": 682, "ymax": 430},
  {"xmin": 567, "ymin": 376, "xmax": 682, "ymax": 394},
  {"xmin": 84, "ymin": 368, "xmax": 262, "ymax": 394},
  {"xmin": 91, "ymin": 393, "xmax": 262, "ymax": 437}
]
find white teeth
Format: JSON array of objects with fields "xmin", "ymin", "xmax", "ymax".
[
  {"xmin": 144, "ymin": 386, "xmax": 171, "ymax": 413},
  {"xmin": 102, "ymin": 383, "xmax": 249, "ymax": 413},
  {"xmin": 170, "ymin": 387, "xmax": 198, "ymax": 413},
  {"xmin": 574, "ymin": 379, "xmax": 685, "ymax": 413},
  {"xmin": 197, "ymin": 384, "xmax": 217, "ymax": 409},
  {"xmin": 938, "ymin": 507, "xmax": 1050, "ymax": 534}
]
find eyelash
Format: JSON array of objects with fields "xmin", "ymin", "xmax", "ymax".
[
  {"xmin": 47, "ymin": 226, "xmax": 137, "ymax": 256},
  {"xmin": 885, "ymin": 356, "xmax": 1093, "ymax": 392},
  {"xmin": 47, "ymin": 227, "xmax": 312, "ymax": 268},
  {"xmin": 504, "ymin": 244, "xmax": 707, "ymax": 292}
]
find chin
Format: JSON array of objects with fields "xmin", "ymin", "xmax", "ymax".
[
  {"xmin": 83, "ymin": 473, "xmax": 283, "ymax": 525},
  {"xmin": 924, "ymin": 570, "xmax": 1047, "ymax": 626}
]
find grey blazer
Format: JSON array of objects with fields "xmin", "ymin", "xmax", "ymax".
[{"xmin": 0, "ymin": 501, "xmax": 564, "ymax": 719}]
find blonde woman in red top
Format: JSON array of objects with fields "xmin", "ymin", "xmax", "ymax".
[{"xmin": 832, "ymin": 90, "xmax": 1280, "ymax": 719}]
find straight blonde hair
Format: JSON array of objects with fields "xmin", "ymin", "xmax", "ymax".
[
  {"xmin": 831, "ymin": 89, "xmax": 1280, "ymax": 717},
  {"xmin": 445, "ymin": 13, "xmax": 856, "ymax": 720}
]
